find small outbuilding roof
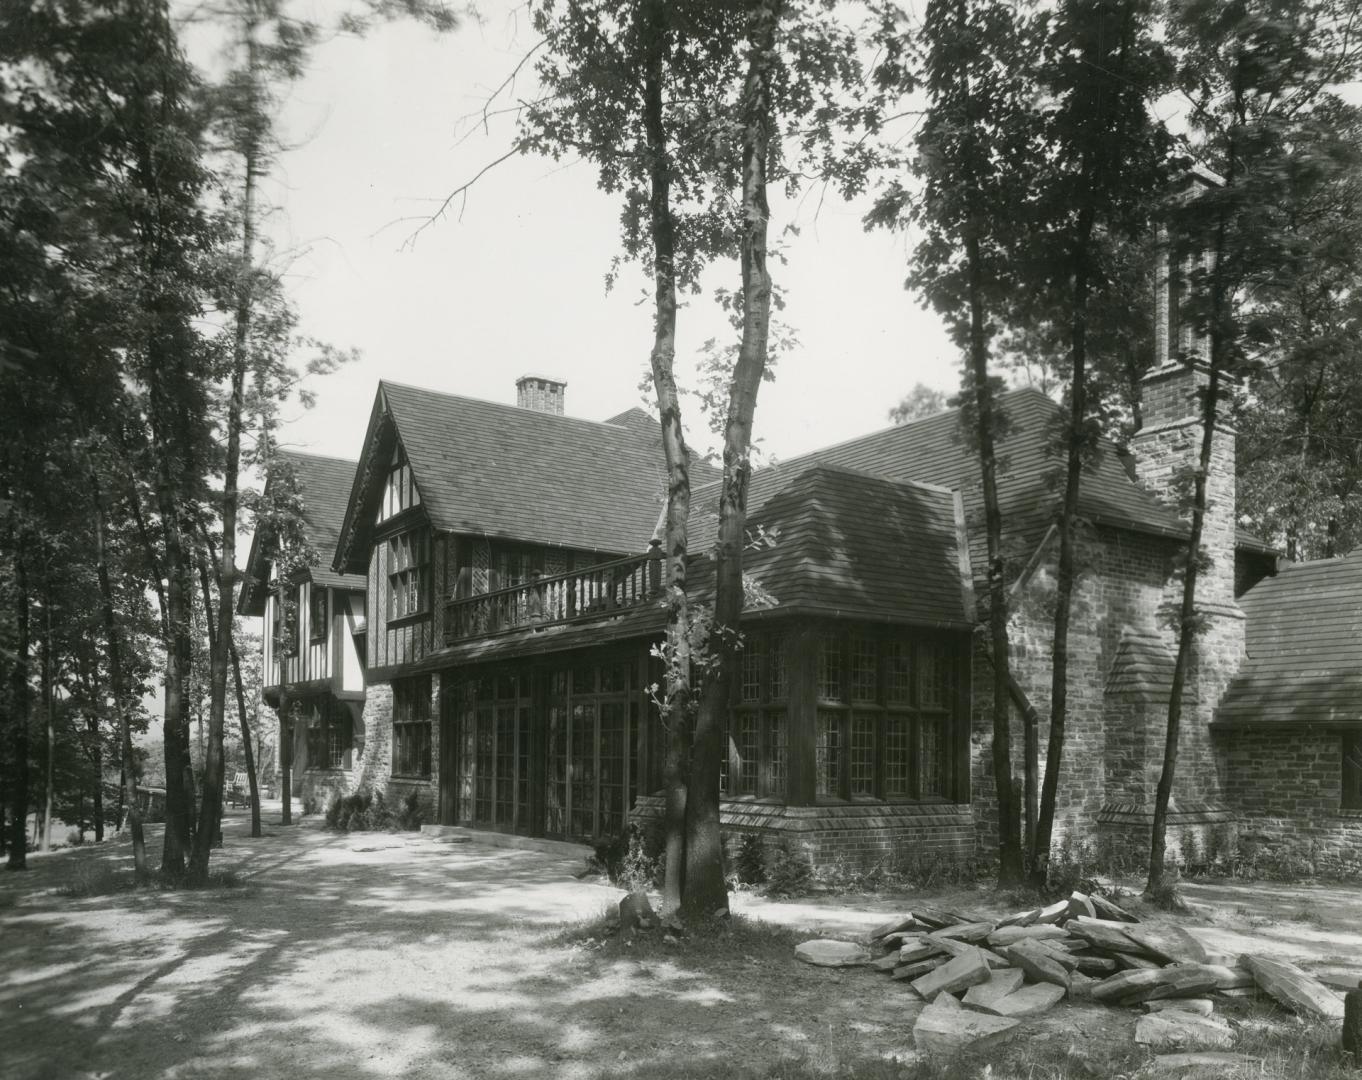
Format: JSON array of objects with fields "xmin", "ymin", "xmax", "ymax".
[{"xmin": 1215, "ymin": 553, "xmax": 1362, "ymax": 729}]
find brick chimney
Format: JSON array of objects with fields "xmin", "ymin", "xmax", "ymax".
[{"xmin": 516, "ymin": 374, "xmax": 566, "ymax": 415}]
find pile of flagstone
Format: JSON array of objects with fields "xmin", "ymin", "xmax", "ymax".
[{"xmin": 794, "ymin": 891, "xmax": 1347, "ymax": 1056}]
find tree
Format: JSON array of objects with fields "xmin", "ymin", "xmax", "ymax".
[
  {"xmin": 1146, "ymin": 0, "xmax": 1362, "ymax": 895},
  {"xmin": 1023, "ymin": 0, "xmax": 1173, "ymax": 886},
  {"xmin": 884, "ymin": 0, "xmax": 1047, "ymax": 886},
  {"xmin": 888, "ymin": 382, "xmax": 948, "ymax": 424}
]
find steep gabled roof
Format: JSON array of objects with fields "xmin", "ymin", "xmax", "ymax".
[
  {"xmin": 334, "ymin": 382, "xmax": 675, "ymax": 573},
  {"xmin": 1216, "ymin": 553, "xmax": 1362, "ymax": 728},
  {"xmin": 238, "ymin": 451, "xmax": 366, "ymax": 616}
]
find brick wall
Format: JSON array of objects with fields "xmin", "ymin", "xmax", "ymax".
[
  {"xmin": 1217, "ymin": 729, "xmax": 1362, "ymax": 870},
  {"xmin": 632, "ymin": 796, "xmax": 974, "ymax": 871}
]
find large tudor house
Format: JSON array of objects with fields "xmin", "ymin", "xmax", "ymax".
[{"xmin": 242, "ymin": 326, "xmax": 1362, "ymax": 869}]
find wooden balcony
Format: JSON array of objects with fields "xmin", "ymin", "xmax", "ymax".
[{"xmin": 444, "ymin": 545, "xmax": 664, "ymax": 644}]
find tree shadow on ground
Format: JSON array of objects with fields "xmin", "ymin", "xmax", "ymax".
[{"xmin": 0, "ymin": 814, "xmax": 923, "ymax": 1080}]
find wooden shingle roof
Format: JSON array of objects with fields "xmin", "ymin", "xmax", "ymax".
[
  {"xmin": 239, "ymin": 450, "xmax": 366, "ymax": 615},
  {"xmin": 336, "ymin": 382, "xmax": 684, "ymax": 573},
  {"xmin": 1216, "ymin": 553, "xmax": 1362, "ymax": 728},
  {"xmin": 731, "ymin": 464, "xmax": 972, "ymax": 627}
]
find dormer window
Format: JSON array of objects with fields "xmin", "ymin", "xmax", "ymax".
[{"xmin": 378, "ymin": 448, "xmax": 420, "ymax": 523}]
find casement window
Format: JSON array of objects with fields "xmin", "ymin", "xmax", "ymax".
[
  {"xmin": 378, "ymin": 451, "xmax": 420, "ymax": 523},
  {"xmin": 309, "ymin": 587, "xmax": 328, "ymax": 643},
  {"xmin": 720, "ymin": 634, "xmax": 788, "ymax": 799},
  {"xmin": 1344, "ymin": 732, "xmax": 1362, "ymax": 811},
  {"xmin": 814, "ymin": 633, "xmax": 956, "ymax": 802},
  {"xmin": 387, "ymin": 531, "xmax": 429, "ymax": 621},
  {"xmin": 392, "ymin": 675, "xmax": 432, "ymax": 777},
  {"xmin": 304, "ymin": 700, "xmax": 352, "ymax": 771}
]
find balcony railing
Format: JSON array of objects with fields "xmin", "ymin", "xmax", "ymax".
[{"xmin": 444, "ymin": 544, "xmax": 664, "ymax": 644}]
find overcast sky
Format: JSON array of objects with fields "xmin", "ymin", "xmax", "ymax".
[{"xmin": 192, "ymin": 1, "xmax": 960, "ymax": 468}]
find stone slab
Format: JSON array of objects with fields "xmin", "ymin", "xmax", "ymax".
[
  {"xmin": 913, "ymin": 992, "xmax": 1021, "ymax": 1055},
  {"xmin": 1242, "ymin": 955, "xmax": 1345, "ymax": 1020},
  {"xmin": 988, "ymin": 982, "xmax": 1068, "ymax": 1018},
  {"xmin": 1135, "ymin": 1012, "xmax": 1233, "ymax": 1050},
  {"xmin": 962, "ymin": 967, "xmax": 1026, "ymax": 1011},
  {"xmin": 795, "ymin": 939, "xmax": 871, "ymax": 968}
]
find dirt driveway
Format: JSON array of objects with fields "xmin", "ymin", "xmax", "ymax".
[{"xmin": 2, "ymin": 813, "xmax": 1358, "ymax": 1080}]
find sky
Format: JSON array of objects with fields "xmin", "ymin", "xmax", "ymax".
[{"xmin": 192, "ymin": 1, "xmax": 961, "ymax": 468}]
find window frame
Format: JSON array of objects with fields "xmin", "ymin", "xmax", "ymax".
[
  {"xmin": 721, "ymin": 633, "xmax": 789, "ymax": 801},
  {"xmin": 304, "ymin": 699, "xmax": 352, "ymax": 771},
  {"xmin": 813, "ymin": 630, "xmax": 959, "ymax": 804},
  {"xmin": 281, "ymin": 585, "xmax": 300, "ymax": 658},
  {"xmin": 387, "ymin": 530, "xmax": 430, "ymax": 623},
  {"xmin": 377, "ymin": 450, "xmax": 421, "ymax": 524},
  {"xmin": 392, "ymin": 675, "xmax": 432, "ymax": 778}
]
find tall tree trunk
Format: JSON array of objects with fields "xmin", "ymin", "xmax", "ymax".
[
  {"xmin": 965, "ymin": 226, "xmax": 1023, "ymax": 886},
  {"xmin": 230, "ymin": 635, "xmax": 262, "ymax": 837},
  {"xmin": 280, "ymin": 693, "xmax": 293, "ymax": 826},
  {"xmin": 91, "ymin": 722, "xmax": 104, "ymax": 844},
  {"xmin": 683, "ymin": 0, "xmax": 780, "ymax": 918},
  {"xmin": 640, "ymin": 0, "xmax": 691, "ymax": 919},
  {"xmin": 41, "ymin": 586, "xmax": 54, "ymax": 854},
  {"xmin": 7, "ymin": 546, "xmax": 30, "ymax": 870},
  {"xmin": 191, "ymin": 9, "xmax": 260, "ymax": 885},
  {"xmin": 1033, "ymin": 208, "xmax": 1095, "ymax": 886},
  {"xmin": 155, "ymin": 467, "xmax": 194, "ymax": 879},
  {"xmin": 90, "ymin": 471, "xmax": 147, "ymax": 877}
]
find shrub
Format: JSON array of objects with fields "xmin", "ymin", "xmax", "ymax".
[
  {"xmin": 765, "ymin": 839, "xmax": 814, "ymax": 898},
  {"xmin": 324, "ymin": 788, "xmax": 402, "ymax": 833},
  {"xmin": 591, "ymin": 823, "xmax": 662, "ymax": 891},
  {"xmin": 734, "ymin": 833, "xmax": 767, "ymax": 886},
  {"xmin": 65, "ymin": 829, "xmax": 84, "ymax": 847},
  {"xmin": 397, "ymin": 790, "xmax": 424, "ymax": 831},
  {"xmin": 302, "ymin": 794, "xmax": 321, "ymax": 816}
]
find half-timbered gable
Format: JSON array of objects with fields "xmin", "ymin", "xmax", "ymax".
[{"xmin": 239, "ymin": 450, "xmax": 367, "ymax": 799}]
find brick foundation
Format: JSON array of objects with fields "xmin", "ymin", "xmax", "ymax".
[{"xmin": 632, "ymin": 795, "xmax": 974, "ymax": 870}]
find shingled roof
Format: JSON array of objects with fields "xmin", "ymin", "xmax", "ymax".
[
  {"xmin": 1215, "ymin": 553, "xmax": 1362, "ymax": 729},
  {"xmin": 334, "ymin": 382, "xmax": 686, "ymax": 574},
  {"xmin": 726, "ymin": 463, "xmax": 972, "ymax": 627},
  {"xmin": 693, "ymin": 387, "xmax": 1272, "ymax": 577},
  {"xmin": 238, "ymin": 451, "xmax": 366, "ymax": 616}
]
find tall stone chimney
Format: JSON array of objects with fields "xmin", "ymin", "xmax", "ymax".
[{"xmin": 516, "ymin": 374, "xmax": 566, "ymax": 415}]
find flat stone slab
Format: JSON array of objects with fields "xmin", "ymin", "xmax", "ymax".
[
  {"xmin": 987, "ymin": 924, "xmax": 1071, "ymax": 948},
  {"xmin": 962, "ymin": 967, "xmax": 1026, "ymax": 1010},
  {"xmin": 913, "ymin": 992, "xmax": 1020, "ymax": 1055},
  {"xmin": 794, "ymin": 939, "xmax": 870, "ymax": 968},
  {"xmin": 1243, "ymin": 955, "xmax": 1345, "ymax": 1020},
  {"xmin": 1144, "ymin": 998, "xmax": 1215, "ymax": 1016},
  {"xmin": 988, "ymin": 982, "xmax": 1068, "ymax": 1018},
  {"xmin": 1151, "ymin": 1052, "xmax": 1259, "ymax": 1072},
  {"xmin": 911, "ymin": 947, "xmax": 992, "ymax": 1001},
  {"xmin": 1136, "ymin": 1013, "xmax": 1234, "ymax": 1050}
]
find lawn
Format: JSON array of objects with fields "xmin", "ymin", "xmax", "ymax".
[{"xmin": 0, "ymin": 813, "xmax": 1357, "ymax": 1079}]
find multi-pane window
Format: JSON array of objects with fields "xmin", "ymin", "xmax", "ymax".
[
  {"xmin": 721, "ymin": 632, "xmax": 788, "ymax": 799},
  {"xmin": 305, "ymin": 699, "xmax": 351, "ymax": 770},
  {"xmin": 388, "ymin": 531, "xmax": 428, "ymax": 620},
  {"xmin": 1344, "ymin": 733, "xmax": 1362, "ymax": 811},
  {"xmin": 378, "ymin": 452, "xmax": 420, "ymax": 522},
  {"xmin": 392, "ymin": 675, "xmax": 432, "ymax": 777},
  {"xmin": 309, "ymin": 587, "xmax": 328, "ymax": 643},
  {"xmin": 814, "ymin": 633, "xmax": 958, "ymax": 802}
]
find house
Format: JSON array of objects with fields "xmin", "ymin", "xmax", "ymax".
[
  {"xmin": 241, "ymin": 273, "xmax": 1357, "ymax": 871},
  {"xmin": 238, "ymin": 450, "xmax": 367, "ymax": 807}
]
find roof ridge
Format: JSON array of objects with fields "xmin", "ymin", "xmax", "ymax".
[
  {"xmin": 274, "ymin": 448, "xmax": 359, "ymax": 467},
  {"xmin": 768, "ymin": 459, "xmax": 959, "ymax": 499},
  {"xmin": 379, "ymin": 379, "xmax": 657, "ymax": 440}
]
